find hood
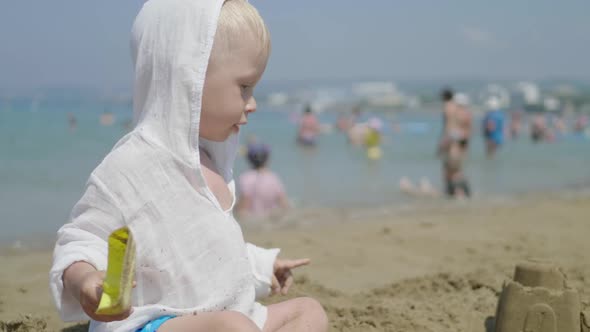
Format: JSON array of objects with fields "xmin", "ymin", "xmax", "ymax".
[{"xmin": 130, "ymin": 0, "xmax": 238, "ymax": 184}]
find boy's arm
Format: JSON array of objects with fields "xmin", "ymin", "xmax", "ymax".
[
  {"xmin": 245, "ymin": 243, "xmax": 280, "ymax": 300},
  {"xmin": 50, "ymin": 174, "xmax": 124, "ymax": 321},
  {"xmin": 62, "ymin": 261, "xmax": 98, "ymax": 303}
]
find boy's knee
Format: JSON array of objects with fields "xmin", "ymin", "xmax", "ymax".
[
  {"xmin": 295, "ymin": 297, "xmax": 329, "ymax": 330},
  {"xmin": 217, "ymin": 311, "xmax": 260, "ymax": 332}
]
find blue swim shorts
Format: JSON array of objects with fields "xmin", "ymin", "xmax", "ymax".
[{"xmin": 136, "ymin": 315, "xmax": 176, "ymax": 332}]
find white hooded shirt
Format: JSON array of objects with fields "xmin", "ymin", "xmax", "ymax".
[{"xmin": 49, "ymin": 0, "xmax": 279, "ymax": 331}]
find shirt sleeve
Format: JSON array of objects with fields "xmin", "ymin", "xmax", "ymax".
[
  {"xmin": 49, "ymin": 174, "xmax": 124, "ymax": 321},
  {"xmin": 245, "ymin": 243, "xmax": 280, "ymax": 300}
]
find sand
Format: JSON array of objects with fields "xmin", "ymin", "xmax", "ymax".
[{"xmin": 1, "ymin": 194, "xmax": 589, "ymax": 332}]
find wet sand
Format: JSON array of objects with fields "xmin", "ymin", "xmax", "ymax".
[{"xmin": 1, "ymin": 194, "xmax": 589, "ymax": 331}]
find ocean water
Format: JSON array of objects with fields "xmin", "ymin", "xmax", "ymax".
[{"xmin": 1, "ymin": 101, "xmax": 589, "ymax": 245}]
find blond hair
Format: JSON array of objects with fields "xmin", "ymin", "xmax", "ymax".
[{"xmin": 213, "ymin": 0, "xmax": 270, "ymax": 61}]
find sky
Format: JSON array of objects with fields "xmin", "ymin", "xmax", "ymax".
[{"xmin": 0, "ymin": 1, "xmax": 589, "ymax": 95}]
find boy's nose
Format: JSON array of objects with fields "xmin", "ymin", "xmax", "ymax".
[{"xmin": 245, "ymin": 97, "xmax": 257, "ymax": 114}]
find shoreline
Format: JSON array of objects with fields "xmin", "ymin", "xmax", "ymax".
[{"xmin": 2, "ymin": 184, "xmax": 590, "ymax": 252}]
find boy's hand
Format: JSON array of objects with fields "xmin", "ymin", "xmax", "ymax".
[
  {"xmin": 271, "ymin": 258, "xmax": 310, "ymax": 295},
  {"xmin": 78, "ymin": 271, "xmax": 134, "ymax": 322}
]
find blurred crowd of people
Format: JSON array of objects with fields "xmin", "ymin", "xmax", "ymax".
[{"xmin": 226, "ymin": 89, "xmax": 590, "ymax": 216}]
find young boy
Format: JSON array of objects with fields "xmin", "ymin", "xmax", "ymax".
[{"xmin": 49, "ymin": 0, "xmax": 328, "ymax": 331}]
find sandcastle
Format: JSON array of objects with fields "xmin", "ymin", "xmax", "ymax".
[{"xmin": 494, "ymin": 259, "xmax": 587, "ymax": 332}]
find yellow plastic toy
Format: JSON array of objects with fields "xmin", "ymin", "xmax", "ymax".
[{"xmin": 95, "ymin": 227, "xmax": 136, "ymax": 315}]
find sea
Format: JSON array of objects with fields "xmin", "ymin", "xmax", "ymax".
[{"xmin": 1, "ymin": 98, "xmax": 589, "ymax": 246}]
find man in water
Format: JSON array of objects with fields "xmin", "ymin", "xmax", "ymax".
[
  {"xmin": 438, "ymin": 89, "xmax": 472, "ymax": 198},
  {"xmin": 482, "ymin": 97, "xmax": 505, "ymax": 158},
  {"xmin": 297, "ymin": 104, "xmax": 320, "ymax": 146}
]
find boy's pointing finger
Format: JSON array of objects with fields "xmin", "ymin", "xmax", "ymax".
[{"xmin": 283, "ymin": 258, "xmax": 311, "ymax": 269}]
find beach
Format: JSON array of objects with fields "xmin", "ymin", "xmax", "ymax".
[
  {"xmin": 2, "ymin": 0, "xmax": 590, "ymax": 331},
  {"xmin": 2, "ymin": 193, "xmax": 589, "ymax": 332},
  {"xmin": 1, "ymin": 99, "xmax": 588, "ymax": 332}
]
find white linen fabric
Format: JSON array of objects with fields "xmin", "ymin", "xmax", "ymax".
[{"xmin": 49, "ymin": 0, "xmax": 279, "ymax": 331}]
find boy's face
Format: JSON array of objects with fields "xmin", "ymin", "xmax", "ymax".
[{"xmin": 200, "ymin": 35, "xmax": 268, "ymax": 142}]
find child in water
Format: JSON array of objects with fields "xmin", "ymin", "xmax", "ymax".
[
  {"xmin": 237, "ymin": 143, "xmax": 289, "ymax": 218},
  {"xmin": 365, "ymin": 117, "xmax": 383, "ymax": 160},
  {"xmin": 49, "ymin": 1, "xmax": 328, "ymax": 331}
]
